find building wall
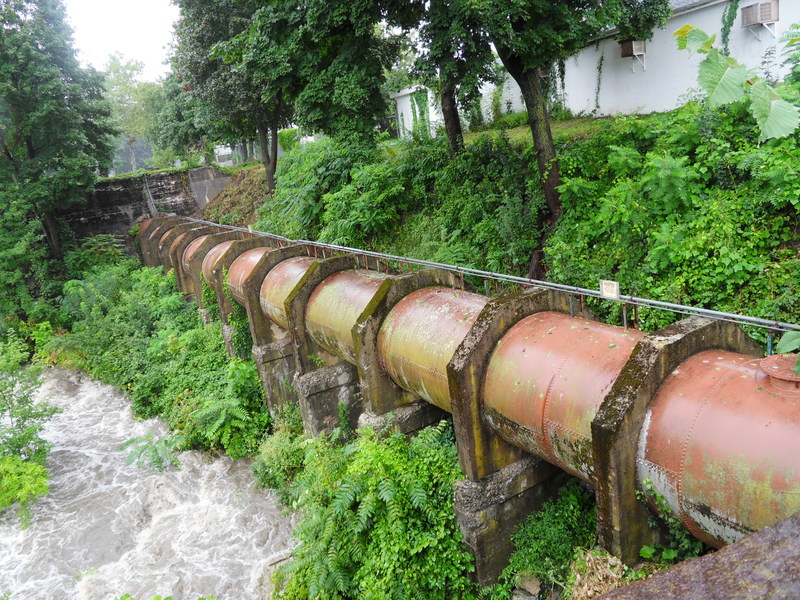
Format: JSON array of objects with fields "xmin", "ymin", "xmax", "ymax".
[
  {"xmin": 392, "ymin": 86, "xmax": 444, "ymax": 139},
  {"xmin": 563, "ymin": 0, "xmax": 800, "ymax": 116}
]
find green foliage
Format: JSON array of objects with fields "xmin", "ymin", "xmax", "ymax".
[
  {"xmin": 255, "ymin": 137, "xmax": 372, "ymax": 239},
  {"xmin": 0, "ymin": 331, "xmax": 58, "ymax": 465},
  {"xmin": 201, "ymin": 276, "xmax": 221, "ymax": 321},
  {"xmin": 275, "ymin": 421, "xmax": 475, "ymax": 600},
  {"xmin": 278, "ymin": 129, "xmax": 302, "ymax": 153},
  {"xmin": 252, "ymin": 402, "xmax": 306, "ymax": 502},
  {"xmin": 0, "ymin": 330, "xmax": 57, "ymax": 527},
  {"xmin": 547, "ymin": 103, "xmax": 800, "ymax": 333},
  {"xmin": 613, "ymin": 0, "xmax": 672, "ymax": 42},
  {"xmin": 63, "ymin": 234, "xmax": 126, "ymax": 280},
  {"xmin": 483, "ymin": 480, "xmax": 596, "ymax": 599},
  {"xmin": 0, "ymin": 455, "xmax": 49, "ymax": 528},
  {"xmin": 775, "ymin": 331, "xmax": 800, "ymax": 375},
  {"xmin": 636, "ymin": 479, "xmax": 707, "ymax": 562},
  {"xmin": 0, "ymin": 0, "xmax": 115, "ymax": 271},
  {"xmin": 675, "ymin": 25, "xmax": 800, "ymax": 142},
  {"xmin": 119, "ymin": 432, "xmax": 182, "ymax": 472},
  {"xmin": 55, "ymin": 261, "xmax": 270, "ymax": 459},
  {"xmin": 222, "ymin": 270, "xmax": 253, "ymax": 359}
]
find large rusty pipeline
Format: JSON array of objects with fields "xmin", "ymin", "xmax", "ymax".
[
  {"xmin": 181, "ymin": 234, "xmax": 210, "ymax": 276},
  {"xmin": 227, "ymin": 247, "xmax": 272, "ymax": 305},
  {"xmin": 201, "ymin": 240, "xmax": 235, "ymax": 285},
  {"xmin": 637, "ymin": 350, "xmax": 800, "ymax": 548},
  {"xmin": 259, "ymin": 256, "xmax": 316, "ymax": 330},
  {"xmin": 305, "ymin": 269, "xmax": 389, "ymax": 363},
  {"xmin": 377, "ymin": 287, "xmax": 488, "ymax": 411},
  {"xmin": 482, "ymin": 312, "xmax": 644, "ymax": 481},
  {"xmin": 139, "ymin": 219, "xmax": 800, "ymax": 552}
]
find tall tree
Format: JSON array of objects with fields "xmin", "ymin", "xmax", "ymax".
[
  {"xmin": 214, "ymin": 0, "xmax": 303, "ymax": 189},
  {"xmin": 473, "ymin": 0, "xmax": 671, "ymax": 278},
  {"xmin": 292, "ymin": 0, "xmax": 423, "ymax": 145},
  {"xmin": 416, "ymin": 0, "xmax": 495, "ymax": 155},
  {"xmin": 0, "ymin": 0, "xmax": 115, "ymax": 262},
  {"xmin": 173, "ymin": 0, "xmax": 283, "ymax": 185},
  {"xmin": 104, "ymin": 53, "xmax": 164, "ymax": 172}
]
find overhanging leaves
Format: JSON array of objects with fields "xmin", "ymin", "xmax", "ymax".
[
  {"xmin": 698, "ymin": 50, "xmax": 750, "ymax": 107},
  {"xmin": 748, "ymin": 80, "xmax": 800, "ymax": 141}
]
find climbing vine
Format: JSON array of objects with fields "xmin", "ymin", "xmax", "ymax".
[
  {"xmin": 201, "ymin": 275, "xmax": 221, "ymax": 321},
  {"xmin": 222, "ymin": 269, "xmax": 253, "ymax": 359},
  {"xmin": 720, "ymin": 0, "xmax": 740, "ymax": 56},
  {"xmin": 594, "ymin": 54, "xmax": 605, "ymax": 111}
]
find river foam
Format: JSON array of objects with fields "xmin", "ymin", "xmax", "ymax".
[{"xmin": 0, "ymin": 369, "xmax": 296, "ymax": 600}]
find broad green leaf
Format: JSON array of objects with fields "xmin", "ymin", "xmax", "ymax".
[
  {"xmin": 776, "ymin": 331, "xmax": 800, "ymax": 354},
  {"xmin": 674, "ymin": 25, "xmax": 714, "ymax": 54},
  {"xmin": 748, "ymin": 80, "xmax": 800, "ymax": 141},
  {"xmin": 698, "ymin": 50, "xmax": 749, "ymax": 107}
]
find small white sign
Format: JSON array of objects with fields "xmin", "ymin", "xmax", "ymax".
[{"xmin": 600, "ymin": 279, "xmax": 620, "ymax": 300}]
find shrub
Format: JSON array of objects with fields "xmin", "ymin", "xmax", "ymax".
[{"xmin": 275, "ymin": 421, "xmax": 475, "ymax": 600}]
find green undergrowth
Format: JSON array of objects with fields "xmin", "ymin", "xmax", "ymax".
[
  {"xmin": 482, "ymin": 480, "xmax": 597, "ymax": 600},
  {"xmin": 50, "ymin": 260, "xmax": 270, "ymax": 459},
  {"xmin": 240, "ymin": 100, "xmax": 799, "ymax": 339},
  {"xmin": 0, "ymin": 330, "xmax": 58, "ymax": 527},
  {"xmin": 255, "ymin": 415, "xmax": 477, "ymax": 600}
]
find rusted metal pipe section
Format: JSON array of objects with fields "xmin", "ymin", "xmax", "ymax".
[
  {"xmin": 259, "ymin": 256, "xmax": 316, "ymax": 330},
  {"xmin": 201, "ymin": 240, "xmax": 236, "ymax": 286},
  {"xmin": 181, "ymin": 234, "xmax": 209, "ymax": 277},
  {"xmin": 483, "ymin": 312, "xmax": 644, "ymax": 481},
  {"xmin": 637, "ymin": 350, "xmax": 800, "ymax": 548},
  {"xmin": 305, "ymin": 269, "xmax": 389, "ymax": 363},
  {"xmin": 227, "ymin": 247, "xmax": 273, "ymax": 306},
  {"xmin": 377, "ymin": 287, "xmax": 488, "ymax": 412}
]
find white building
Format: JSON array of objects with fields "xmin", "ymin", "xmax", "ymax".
[
  {"xmin": 564, "ymin": 0, "xmax": 799, "ymax": 116},
  {"xmin": 391, "ymin": 0, "xmax": 799, "ymax": 137}
]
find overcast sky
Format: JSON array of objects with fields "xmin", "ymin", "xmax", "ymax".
[{"xmin": 62, "ymin": 0, "xmax": 180, "ymax": 81}]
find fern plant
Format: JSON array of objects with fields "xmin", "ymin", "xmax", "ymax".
[{"xmin": 275, "ymin": 422, "xmax": 475, "ymax": 600}]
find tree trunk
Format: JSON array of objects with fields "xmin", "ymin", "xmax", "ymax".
[
  {"xmin": 268, "ymin": 119, "xmax": 279, "ymax": 191},
  {"xmin": 440, "ymin": 84, "xmax": 464, "ymax": 157},
  {"xmin": 495, "ymin": 44, "xmax": 562, "ymax": 280},
  {"xmin": 248, "ymin": 139, "xmax": 255, "ymax": 161},
  {"xmin": 240, "ymin": 141, "xmax": 249, "ymax": 163},
  {"xmin": 127, "ymin": 137, "xmax": 138, "ymax": 171},
  {"xmin": 257, "ymin": 128, "xmax": 275, "ymax": 192},
  {"xmin": 43, "ymin": 211, "xmax": 63, "ymax": 260}
]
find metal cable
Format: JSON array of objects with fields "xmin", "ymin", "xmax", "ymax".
[{"xmin": 183, "ymin": 217, "xmax": 800, "ymax": 334}]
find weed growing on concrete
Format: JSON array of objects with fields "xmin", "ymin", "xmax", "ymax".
[
  {"xmin": 273, "ymin": 421, "xmax": 475, "ymax": 600},
  {"xmin": 482, "ymin": 480, "xmax": 596, "ymax": 599},
  {"xmin": 636, "ymin": 478, "xmax": 707, "ymax": 562}
]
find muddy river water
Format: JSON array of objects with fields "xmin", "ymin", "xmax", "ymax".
[{"xmin": 0, "ymin": 369, "xmax": 296, "ymax": 600}]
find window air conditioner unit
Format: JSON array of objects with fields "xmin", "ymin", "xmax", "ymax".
[
  {"xmin": 620, "ymin": 40, "xmax": 646, "ymax": 58},
  {"xmin": 742, "ymin": 1, "xmax": 779, "ymax": 27}
]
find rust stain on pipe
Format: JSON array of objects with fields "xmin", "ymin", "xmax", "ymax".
[
  {"xmin": 181, "ymin": 234, "xmax": 209, "ymax": 277},
  {"xmin": 483, "ymin": 312, "xmax": 644, "ymax": 481},
  {"xmin": 377, "ymin": 287, "xmax": 487, "ymax": 412},
  {"xmin": 227, "ymin": 247, "xmax": 272, "ymax": 305},
  {"xmin": 200, "ymin": 240, "xmax": 235, "ymax": 285},
  {"xmin": 259, "ymin": 256, "xmax": 316, "ymax": 330},
  {"xmin": 637, "ymin": 350, "xmax": 800, "ymax": 548},
  {"xmin": 306, "ymin": 269, "xmax": 389, "ymax": 363}
]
